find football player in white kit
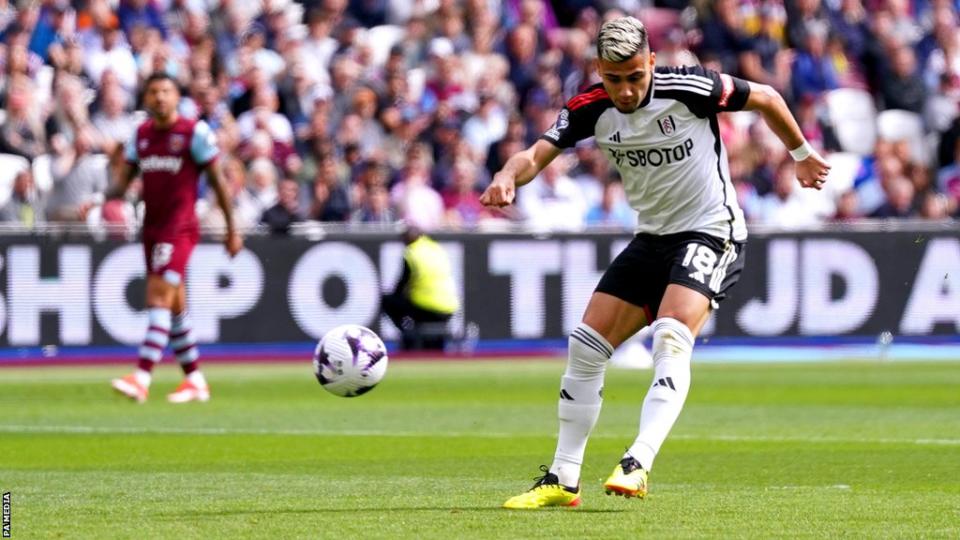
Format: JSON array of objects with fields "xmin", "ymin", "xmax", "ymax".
[{"xmin": 484, "ymin": 16, "xmax": 831, "ymax": 509}]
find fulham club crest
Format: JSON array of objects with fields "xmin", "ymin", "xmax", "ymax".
[
  {"xmin": 169, "ymin": 134, "xmax": 185, "ymax": 153},
  {"xmin": 657, "ymin": 115, "xmax": 676, "ymax": 136}
]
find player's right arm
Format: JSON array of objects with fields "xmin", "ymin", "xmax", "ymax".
[
  {"xmin": 192, "ymin": 119, "xmax": 243, "ymax": 257},
  {"xmin": 205, "ymin": 159, "xmax": 243, "ymax": 258},
  {"xmin": 480, "ymin": 139, "xmax": 562, "ymax": 208},
  {"xmin": 481, "ymin": 86, "xmax": 608, "ymax": 209}
]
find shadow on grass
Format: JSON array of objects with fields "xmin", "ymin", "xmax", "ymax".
[{"xmin": 157, "ymin": 507, "xmax": 628, "ymax": 517}]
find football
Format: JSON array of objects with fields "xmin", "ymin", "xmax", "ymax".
[{"xmin": 313, "ymin": 324, "xmax": 389, "ymax": 397}]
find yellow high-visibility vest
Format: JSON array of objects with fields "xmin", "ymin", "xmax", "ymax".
[{"xmin": 404, "ymin": 236, "xmax": 460, "ymax": 315}]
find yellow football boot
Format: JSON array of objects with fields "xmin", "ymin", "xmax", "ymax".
[
  {"xmin": 503, "ymin": 466, "xmax": 581, "ymax": 509},
  {"xmin": 603, "ymin": 456, "xmax": 648, "ymax": 499}
]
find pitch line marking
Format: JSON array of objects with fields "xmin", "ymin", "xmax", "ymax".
[{"xmin": 0, "ymin": 424, "xmax": 958, "ymax": 446}]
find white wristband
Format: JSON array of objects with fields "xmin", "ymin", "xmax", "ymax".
[{"xmin": 789, "ymin": 141, "xmax": 814, "ymax": 161}]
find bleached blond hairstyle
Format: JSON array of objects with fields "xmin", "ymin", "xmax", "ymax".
[{"xmin": 596, "ymin": 16, "xmax": 649, "ymax": 63}]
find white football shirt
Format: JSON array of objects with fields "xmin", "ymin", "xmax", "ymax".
[{"xmin": 541, "ymin": 65, "xmax": 751, "ymax": 241}]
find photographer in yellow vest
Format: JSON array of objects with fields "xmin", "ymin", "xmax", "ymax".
[{"xmin": 381, "ymin": 226, "xmax": 460, "ymax": 350}]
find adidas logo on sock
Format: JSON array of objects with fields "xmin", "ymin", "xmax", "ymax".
[
  {"xmin": 652, "ymin": 377, "xmax": 676, "ymax": 390},
  {"xmin": 560, "ymin": 389, "xmax": 574, "ymax": 400}
]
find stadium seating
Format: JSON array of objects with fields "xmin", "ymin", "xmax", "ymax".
[{"xmin": 824, "ymin": 89, "xmax": 877, "ymax": 156}]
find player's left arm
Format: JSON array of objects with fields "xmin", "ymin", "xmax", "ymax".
[
  {"xmin": 105, "ymin": 129, "xmax": 142, "ymax": 200},
  {"xmin": 193, "ymin": 120, "xmax": 243, "ymax": 257},
  {"xmin": 742, "ymin": 82, "xmax": 831, "ymax": 190}
]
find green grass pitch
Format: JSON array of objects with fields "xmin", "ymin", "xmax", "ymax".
[{"xmin": 1, "ymin": 359, "xmax": 958, "ymax": 538}]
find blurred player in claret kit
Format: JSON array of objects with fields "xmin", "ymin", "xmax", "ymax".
[
  {"xmin": 110, "ymin": 72, "xmax": 243, "ymax": 404},
  {"xmin": 483, "ymin": 16, "xmax": 831, "ymax": 509}
]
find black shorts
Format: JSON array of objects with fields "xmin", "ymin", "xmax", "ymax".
[{"xmin": 595, "ymin": 231, "xmax": 746, "ymax": 319}]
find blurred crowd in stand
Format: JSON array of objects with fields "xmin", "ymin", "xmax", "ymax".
[{"xmin": 1, "ymin": 0, "xmax": 958, "ymax": 234}]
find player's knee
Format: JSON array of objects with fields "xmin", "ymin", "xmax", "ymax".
[
  {"xmin": 651, "ymin": 317, "xmax": 694, "ymax": 358},
  {"xmin": 567, "ymin": 323, "xmax": 613, "ymax": 374}
]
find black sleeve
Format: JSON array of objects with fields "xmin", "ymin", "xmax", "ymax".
[
  {"xmin": 538, "ymin": 86, "xmax": 612, "ymax": 148},
  {"xmin": 655, "ymin": 65, "xmax": 752, "ymax": 117},
  {"xmin": 393, "ymin": 258, "xmax": 411, "ymax": 296}
]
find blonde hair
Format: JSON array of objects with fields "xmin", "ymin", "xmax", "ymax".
[{"xmin": 596, "ymin": 16, "xmax": 649, "ymax": 62}]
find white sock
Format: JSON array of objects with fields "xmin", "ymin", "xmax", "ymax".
[
  {"xmin": 550, "ymin": 323, "xmax": 613, "ymax": 487},
  {"xmin": 134, "ymin": 369, "xmax": 152, "ymax": 388},
  {"xmin": 187, "ymin": 370, "xmax": 207, "ymax": 388},
  {"xmin": 626, "ymin": 317, "xmax": 693, "ymax": 471}
]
